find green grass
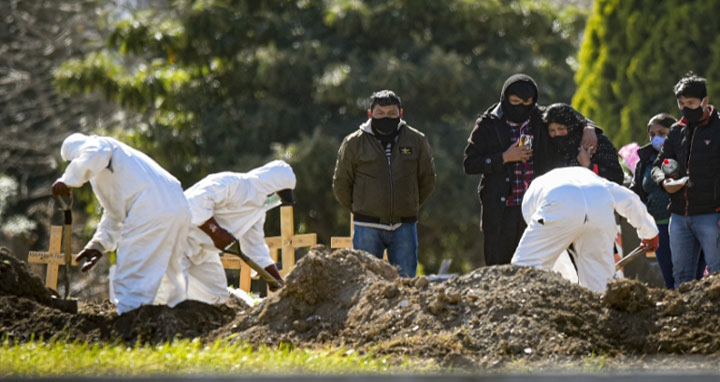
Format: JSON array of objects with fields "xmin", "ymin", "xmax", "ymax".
[{"xmin": 0, "ymin": 338, "xmax": 435, "ymax": 376}]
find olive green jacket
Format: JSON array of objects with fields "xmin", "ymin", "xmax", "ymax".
[{"xmin": 332, "ymin": 119, "xmax": 436, "ymax": 224}]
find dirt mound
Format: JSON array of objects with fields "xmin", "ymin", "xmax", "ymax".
[
  {"xmin": 5, "ymin": 244, "xmax": 720, "ymax": 363},
  {"xmin": 0, "ymin": 247, "xmax": 56, "ymax": 306},
  {"xmin": 0, "ymin": 247, "xmax": 239, "ymax": 345},
  {"xmin": 212, "ymin": 247, "xmax": 720, "ymax": 364}
]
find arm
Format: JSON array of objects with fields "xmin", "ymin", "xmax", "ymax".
[
  {"xmin": 238, "ymin": 217, "xmax": 275, "ymax": 269},
  {"xmin": 185, "ymin": 176, "xmax": 237, "ymax": 227},
  {"xmin": 463, "ymin": 118, "xmax": 506, "ymax": 175},
  {"xmin": 582, "ymin": 122, "xmax": 599, "ymax": 154},
  {"xmin": 629, "ymin": 160, "xmax": 647, "ymax": 202},
  {"xmin": 85, "ymin": 210, "xmax": 123, "ymax": 254},
  {"xmin": 417, "ymin": 137, "xmax": 437, "ymax": 206},
  {"xmin": 608, "ymin": 182, "xmax": 659, "ymax": 240},
  {"xmin": 332, "ymin": 138, "xmax": 355, "ymax": 211}
]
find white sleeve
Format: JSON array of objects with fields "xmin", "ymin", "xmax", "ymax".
[
  {"xmin": 238, "ymin": 216, "xmax": 275, "ymax": 269},
  {"xmin": 185, "ymin": 179, "xmax": 231, "ymax": 227},
  {"xmin": 608, "ymin": 182, "xmax": 659, "ymax": 239},
  {"xmin": 85, "ymin": 210, "xmax": 123, "ymax": 253},
  {"xmin": 58, "ymin": 142, "xmax": 112, "ymax": 188}
]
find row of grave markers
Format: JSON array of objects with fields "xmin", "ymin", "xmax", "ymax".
[{"xmin": 29, "ymin": 206, "xmax": 357, "ymax": 293}]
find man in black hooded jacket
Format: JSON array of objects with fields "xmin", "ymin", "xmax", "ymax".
[{"xmin": 463, "ymin": 74, "xmax": 597, "ymax": 266}]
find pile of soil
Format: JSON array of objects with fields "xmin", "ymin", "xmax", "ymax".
[
  {"xmin": 0, "ymin": 247, "xmax": 237, "ymax": 345},
  {"xmin": 212, "ymin": 247, "xmax": 720, "ymax": 365},
  {"xmin": 4, "ymin": 244, "xmax": 720, "ymax": 365}
]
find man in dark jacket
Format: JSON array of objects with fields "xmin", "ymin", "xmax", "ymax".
[
  {"xmin": 463, "ymin": 74, "xmax": 598, "ymax": 266},
  {"xmin": 651, "ymin": 74, "xmax": 720, "ymax": 287},
  {"xmin": 333, "ymin": 90, "xmax": 436, "ymax": 277}
]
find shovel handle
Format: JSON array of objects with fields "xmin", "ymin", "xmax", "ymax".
[
  {"xmin": 223, "ymin": 240, "xmax": 284, "ymax": 290},
  {"xmin": 615, "ymin": 243, "xmax": 648, "ymax": 271}
]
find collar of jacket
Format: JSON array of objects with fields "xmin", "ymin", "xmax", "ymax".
[
  {"xmin": 359, "ymin": 118, "xmax": 408, "ymax": 135},
  {"xmin": 678, "ymin": 105, "xmax": 716, "ymax": 128}
]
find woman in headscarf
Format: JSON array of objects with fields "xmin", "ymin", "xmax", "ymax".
[{"xmin": 543, "ymin": 103, "xmax": 624, "ymax": 184}]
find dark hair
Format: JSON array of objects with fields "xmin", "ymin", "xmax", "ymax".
[
  {"xmin": 647, "ymin": 113, "xmax": 676, "ymax": 131},
  {"xmin": 370, "ymin": 90, "xmax": 402, "ymax": 110},
  {"xmin": 674, "ymin": 72, "xmax": 707, "ymax": 100}
]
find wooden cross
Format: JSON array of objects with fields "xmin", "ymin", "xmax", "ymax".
[
  {"xmin": 27, "ymin": 225, "xmax": 78, "ymax": 289},
  {"xmin": 219, "ymin": 205, "xmax": 317, "ymax": 292}
]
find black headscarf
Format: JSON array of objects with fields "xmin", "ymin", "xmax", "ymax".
[{"xmin": 543, "ymin": 103, "xmax": 587, "ymax": 165}]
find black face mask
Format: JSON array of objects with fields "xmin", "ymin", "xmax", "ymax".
[
  {"xmin": 682, "ymin": 105, "xmax": 705, "ymax": 124},
  {"xmin": 371, "ymin": 117, "xmax": 400, "ymax": 135},
  {"xmin": 501, "ymin": 100, "xmax": 533, "ymax": 123},
  {"xmin": 550, "ymin": 135, "xmax": 571, "ymax": 151}
]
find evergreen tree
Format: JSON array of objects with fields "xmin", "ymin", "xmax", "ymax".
[{"xmin": 574, "ymin": 0, "xmax": 720, "ymax": 145}]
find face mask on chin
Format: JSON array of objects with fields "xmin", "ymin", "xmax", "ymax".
[{"xmin": 371, "ymin": 117, "xmax": 400, "ymax": 135}]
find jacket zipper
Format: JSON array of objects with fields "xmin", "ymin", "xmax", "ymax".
[
  {"xmin": 684, "ymin": 125, "xmax": 699, "ymax": 215},
  {"xmin": 387, "ymin": 143, "xmax": 394, "ymax": 224}
]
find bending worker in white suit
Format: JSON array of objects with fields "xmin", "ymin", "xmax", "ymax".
[
  {"xmin": 183, "ymin": 160, "xmax": 295, "ymax": 304},
  {"xmin": 52, "ymin": 133, "xmax": 190, "ymax": 314},
  {"xmin": 511, "ymin": 167, "xmax": 660, "ymax": 293}
]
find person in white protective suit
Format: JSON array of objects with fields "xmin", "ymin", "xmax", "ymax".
[
  {"xmin": 511, "ymin": 166, "xmax": 660, "ymax": 293},
  {"xmin": 52, "ymin": 133, "xmax": 190, "ymax": 314},
  {"xmin": 183, "ymin": 160, "xmax": 296, "ymax": 304}
]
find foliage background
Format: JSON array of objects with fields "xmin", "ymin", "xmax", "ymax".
[
  {"xmin": 573, "ymin": 0, "xmax": 720, "ymax": 145},
  {"xmin": 43, "ymin": 0, "xmax": 587, "ymax": 273}
]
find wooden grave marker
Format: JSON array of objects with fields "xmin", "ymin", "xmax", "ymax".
[{"xmin": 28, "ymin": 225, "xmax": 78, "ymax": 289}]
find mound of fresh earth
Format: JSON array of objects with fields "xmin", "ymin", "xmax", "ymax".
[
  {"xmin": 0, "ymin": 247, "xmax": 237, "ymax": 345},
  {"xmin": 3, "ymin": 244, "xmax": 720, "ymax": 365},
  {"xmin": 211, "ymin": 246, "xmax": 720, "ymax": 365}
]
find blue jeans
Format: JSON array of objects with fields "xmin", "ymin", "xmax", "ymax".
[
  {"xmin": 352, "ymin": 223, "xmax": 418, "ymax": 277},
  {"xmin": 655, "ymin": 223, "xmax": 706, "ymax": 289},
  {"xmin": 669, "ymin": 213, "xmax": 720, "ymax": 288}
]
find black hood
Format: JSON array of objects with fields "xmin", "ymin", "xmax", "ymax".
[{"xmin": 500, "ymin": 74, "xmax": 539, "ymax": 103}]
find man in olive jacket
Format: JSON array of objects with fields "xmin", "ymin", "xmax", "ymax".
[{"xmin": 333, "ymin": 90, "xmax": 436, "ymax": 277}]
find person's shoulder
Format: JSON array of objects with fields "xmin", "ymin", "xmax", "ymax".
[
  {"xmin": 401, "ymin": 123, "xmax": 427, "ymax": 138},
  {"xmin": 342, "ymin": 128, "xmax": 366, "ymax": 143}
]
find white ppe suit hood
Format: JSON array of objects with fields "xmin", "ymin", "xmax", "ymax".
[{"xmin": 60, "ymin": 133, "xmax": 91, "ymax": 161}]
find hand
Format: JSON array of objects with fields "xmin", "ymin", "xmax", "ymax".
[
  {"xmin": 577, "ymin": 145, "xmax": 592, "ymax": 167},
  {"xmin": 76, "ymin": 248, "xmax": 103, "ymax": 272},
  {"xmin": 52, "ymin": 181, "xmax": 70, "ymax": 199},
  {"xmin": 264, "ymin": 264, "xmax": 284, "ymax": 291},
  {"xmin": 641, "ymin": 235, "xmax": 660, "ymax": 252},
  {"xmin": 502, "ymin": 140, "xmax": 532, "ymax": 163},
  {"xmin": 199, "ymin": 217, "xmax": 235, "ymax": 250},
  {"xmin": 662, "ymin": 178, "xmax": 685, "ymax": 194},
  {"xmin": 581, "ymin": 124, "xmax": 598, "ymax": 155}
]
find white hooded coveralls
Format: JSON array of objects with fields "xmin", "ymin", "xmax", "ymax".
[
  {"xmin": 183, "ymin": 160, "xmax": 296, "ymax": 304},
  {"xmin": 511, "ymin": 167, "xmax": 658, "ymax": 293},
  {"xmin": 58, "ymin": 133, "xmax": 190, "ymax": 314}
]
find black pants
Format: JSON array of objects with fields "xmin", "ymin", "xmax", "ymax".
[{"xmin": 483, "ymin": 206, "xmax": 526, "ymax": 266}]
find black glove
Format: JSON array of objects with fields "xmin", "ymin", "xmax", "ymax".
[
  {"xmin": 76, "ymin": 248, "xmax": 103, "ymax": 272},
  {"xmin": 199, "ymin": 217, "xmax": 236, "ymax": 250},
  {"xmin": 264, "ymin": 264, "xmax": 284, "ymax": 291},
  {"xmin": 276, "ymin": 189, "xmax": 295, "ymax": 205}
]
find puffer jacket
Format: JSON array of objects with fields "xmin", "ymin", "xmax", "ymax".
[
  {"xmin": 333, "ymin": 119, "xmax": 436, "ymax": 224},
  {"xmin": 651, "ymin": 107, "xmax": 720, "ymax": 215}
]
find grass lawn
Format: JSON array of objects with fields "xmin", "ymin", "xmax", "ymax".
[{"xmin": 0, "ymin": 338, "xmax": 436, "ymax": 377}]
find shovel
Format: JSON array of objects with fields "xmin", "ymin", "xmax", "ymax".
[
  {"xmin": 54, "ymin": 194, "xmax": 73, "ymax": 299},
  {"xmin": 223, "ymin": 240, "xmax": 284, "ymax": 290},
  {"xmin": 615, "ymin": 243, "xmax": 649, "ymax": 271}
]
